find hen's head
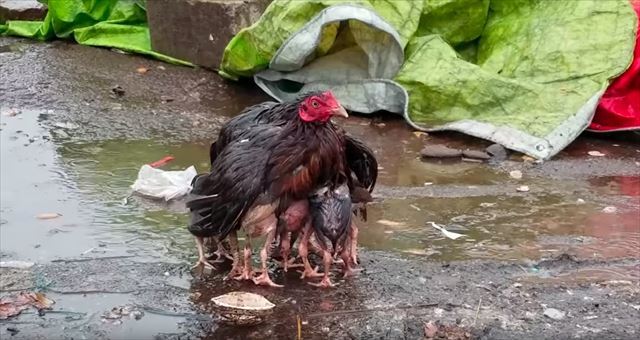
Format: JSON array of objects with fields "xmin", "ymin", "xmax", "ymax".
[{"xmin": 298, "ymin": 91, "xmax": 348, "ymax": 122}]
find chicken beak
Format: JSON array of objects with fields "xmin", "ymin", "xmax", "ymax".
[{"xmin": 331, "ymin": 105, "xmax": 349, "ymax": 118}]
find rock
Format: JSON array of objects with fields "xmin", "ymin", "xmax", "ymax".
[
  {"xmin": 462, "ymin": 149, "xmax": 490, "ymax": 160},
  {"xmin": 509, "ymin": 170, "xmax": 523, "ymax": 179},
  {"xmin": 147, "ymin": 0, "xmax": 270, "ymax": 69},
  {"xmin": 0, "ymin": 0, "xmax": 47, "ymax": 23},
  {"xmin": 602, "ymin": 206, "xmax": 617, "ymax": 214},
  {"xmin": 486, "ymin": 143, "xmax": 508, "ymax": 161},
  {"xmin": 516, "ymin": 185, "xmax": 530, "ymax": 192},
  {"xmin": 420, "ymin": 145, "xmax": 462, "ymax": 158},
  {"xmin": 543, "ymin": 308, "xmax": 565, "ymax": 320}
]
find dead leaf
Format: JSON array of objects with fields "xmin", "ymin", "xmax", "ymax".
[
  {"xmin": 588, "ymin": 151, "xmax": 605, "ymax": 157},
  {"xmin": 1, "ymin": 108, "xmax": 20, "ymax": 117},
  {"xmin": 136, "ymin": 67, "xmax": 149, "ymax": 74},
  {"xmin": 413, "ymin": 131, "xmax": 428, "ymax": 138},
  {"xmin": 37, "ymin": 213, "xmax": 61, "ymax": 220},
  {"xmin": 424, "ymin": 320, "xmax": 438, "ymax": 338},
  {"xmin": 377, "ymin": 219, "xmax": 405, "ymax": 227},
  {"xmin": 521, "ymin": 155, "xmax": 535, "ymax": 162},
  {"xmin": 0, "ymin": 292, "xmax": 54, "ymax": 319}
]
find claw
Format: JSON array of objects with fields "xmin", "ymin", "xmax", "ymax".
[
  {"xmin": 252, "ymin": 272, "xmax": 283, "ymax": 288},
  {"xmin": 191, "ymin": 257, "xmax": 215, "ymax": 270},
  {"xmin": 298, "ymin": 265, "xmax": 324, "ymax": 279},
  {"xmin": 308, "ymin": 276, "xmax": 335, "ymax": 288}
]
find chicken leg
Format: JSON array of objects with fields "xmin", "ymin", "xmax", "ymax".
[
  {"xmin": 191, "ymin": 236, "xmax": 215, "ymax": 269},
  {"xmin": 252, "ymin": 216, "xmax": 283, "ymax": 287},
  {"xmin": 350, "ymin": 221, "xmax": 359, "ymax": 266},
  {"xmin": 225, "ymin": 231, "xmax": 243, "ymax": 280},
  {"xmin": 212, "ymin": 238, "xmax": 234, "ymax": 263},
  {"xmin": 234, "ymin": 237, "xmax": 254, "ymax": 281},
  {"xmin": 308, "ymin": 249, "xmax": 335, "ymax": 288},
  {"xmin": 298, "ymin": 222, "xmax": 323, "ymax": 279}
]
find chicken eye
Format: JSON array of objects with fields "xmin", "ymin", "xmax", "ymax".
[{"xmin": 311, "ymin": 100, "xmax": 319, "ymax": 108}]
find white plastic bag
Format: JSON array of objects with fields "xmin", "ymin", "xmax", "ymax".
[{"xmin": 131, "ymin": 165, "xmax": 197, "ymax": 201}]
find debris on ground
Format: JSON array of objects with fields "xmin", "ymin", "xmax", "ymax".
[
  {"xmin": 0, "ymin": 291, "xmax": 55, "ymax": 319},
  {"xmin": 543, "ymin": 307, "xmax": 566, "ymax": 320},
  {"xmin": 111, "ymin": 85, "xmax": 125, "ymax": 97},
  {"xmin": 588, "ymin": 151, "xmax": 606, "ymax": 157},
  {"xmin": 377, "ymin": 219, "xmax": 406, "ymax": 227},
  {"xmin": 602, "ymin": 206, "xmax": 617, "ymax": 214},
  {"xmin": 420, "ymin": 145, "xmax": 462, "ymax": 158},
  {"xmin": 211, "ymin": 291, "xmax": 275, "ymax": 326},
  {"xmin": 423, "ymin": 320, "xmax": 471, "ymax": 340},
  {"xmin": 509, "ymin": 170, "xmax": 523, "ymax": 179},
  {"xmin": 516, "ymin": 185, "xmax": 530, "ymax": 192},
  {"xmin": 428, "ymin": 222, "xmax": 466, "ymax": 240},
  {"xmin": 101, "ymin": 305, "xmax": 145, "ymax": 324},
  {"xmin": 130, "ymin": 165, "xmax": 197, "ymax": 201},
  {"xmin": 36, "ymin": 213, "xmax": 61, "ymax": 220},
  {"xmin": 136, "ymin": 67, "xmax": 149, "ymax": 74},
  {"xmin": 0, "ymin": 261, "xmax": 35, "ymax": 269},
  {"xmin": 1, "ymin": 108, "xmax": 20, "ymax": 117}
]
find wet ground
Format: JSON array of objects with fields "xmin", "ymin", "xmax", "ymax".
[{"xmin": 1, "ymin": 37, "xmax": 639, "ymax": 339}]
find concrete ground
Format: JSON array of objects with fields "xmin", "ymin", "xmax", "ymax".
[{"xmin": 1, "ymin": 37, "xmax": 639, "ymax": 339}]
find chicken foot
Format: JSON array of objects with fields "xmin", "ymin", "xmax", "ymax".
[
  {"xmin": 191, "ymin": 236, "xmax": 215, "ymax": 270},
  {"xmin": 308, "ymin": 249, "xmax": 335, "ymax": 288},
  {"xmin": 252, "ymin": 220, "xmax": 283, "ymax": 287}
]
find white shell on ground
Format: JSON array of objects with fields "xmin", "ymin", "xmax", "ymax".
[{"xmin": 211, "ymin": 291, "xmax": 275, "ymax": 311}]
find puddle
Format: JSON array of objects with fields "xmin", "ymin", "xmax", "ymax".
[{"xmin": 1, "ymin": 109, "xmax": 639, "ymax": 338}]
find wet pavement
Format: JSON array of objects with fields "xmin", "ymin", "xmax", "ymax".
[{"xmin": 1, "ymin": 37, "xmax": 639, "ymax": 339}]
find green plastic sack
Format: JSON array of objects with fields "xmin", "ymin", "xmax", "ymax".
[
  {"xmin": 1, "ymin": 0, "xmax": 189, "ymax": 65},
  {"xmin": 221, "ymin": 0, "xmax": 637, "ymax": 159}
]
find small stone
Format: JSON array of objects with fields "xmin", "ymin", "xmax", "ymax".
[
  {"xmin": 587, "ymin": 151, "xmax": 605, "ymax": 157},
  {"xmin": 602, "ymin": 206, "xmax": 617, "ymax": 214},
  {"xmin": 576, "ymin": 199, "xmax": 585, "ymax": 204},
  {"xmin": 509, "ymin": 170, "xmax": 523, "ymax": 179},
  {"xmin": 516, "ymin": 185, "xmax": 530, "ymax": 192},
  {"xmin": 462, "ymin": 149, "xmax": 491, "ymax": 160},
  {"xmin": 543, "ymin": 308, "xmax": 565, "ymax": 320},
  {"xmin": 486, "ymin": 143, "xmax": 508, "ymax": 160},
  {"xmin": 420, "ymin": 145, "xmax": 462, "ymax": 158}
]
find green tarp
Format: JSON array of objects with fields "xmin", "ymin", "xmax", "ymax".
[
  {"xmin": 0, "ymin": 0, "xmax": 188, "ymax": 65},
  {"xmin": 221, "ymin": 0, "xmax": 637, "ymax": 159}
]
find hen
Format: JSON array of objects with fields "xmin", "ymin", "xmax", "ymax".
[
  {"xmin": 204, "ymin": 95, "xmax": 377, "ymax": 272},
  {"xmin": 187, "ymin": 91, "xmax": 349, "ymax": 287}
]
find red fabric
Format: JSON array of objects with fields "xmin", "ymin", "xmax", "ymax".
[{"xmin": 589, "ymin": 0, "xmax": 640, "ymax": 132}]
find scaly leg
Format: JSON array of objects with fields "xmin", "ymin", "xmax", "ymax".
[
  {"xmin": 253, "ymin": 225, "xmax": 283, "ymax": 288},
  {"xmin": 277, "ymin": 232, "xmax": 304, "ymax": 271},
  {"xmin": 225, "ymin": 231, "xmax": 243, "ymax": 280},
  {"xmin": 309, "ymin": 249, "xmax": 335, "ymax": 288},
  {"xmin": 350, "ymin": 222, "xmax": 359, "ymax": 266},
  {"xmin": 212, "ymin": 238, "xmax": 234, "ymax": 263},
  {"xmin": 191, "ymin": 236, "xmax": 215, "ymax": 269},
  {"xmin": 233, "ymin": 236, "xmax": 254, "ymax": 281},
  {"xmin": 298, "ymin": 222, "xmax": 322, "ymax": 279}
]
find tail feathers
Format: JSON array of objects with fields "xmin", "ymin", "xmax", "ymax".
[{"xmin": 186, "ymin": 194, "xmax": 219, "ymax": 210}]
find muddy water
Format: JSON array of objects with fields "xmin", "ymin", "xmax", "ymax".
[
  {"xmin": 1, "ymin": 109, "xmax": 639, "ymax": 339},
  {"xmin": 2, "ymin": 110, "xmax": 639, "ymax": 263}
]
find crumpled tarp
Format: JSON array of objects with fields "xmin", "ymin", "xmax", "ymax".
[
  {"xmin": 0, "ymin": 0, "xmax": 188, "ymax": 65},
  {"xmin": 221, "ymin": 0, "xmax": 637, "ymax": 160},
  {"xmin": 589, "ymin": 0, "xmax": 640, "ymax": 133}
]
